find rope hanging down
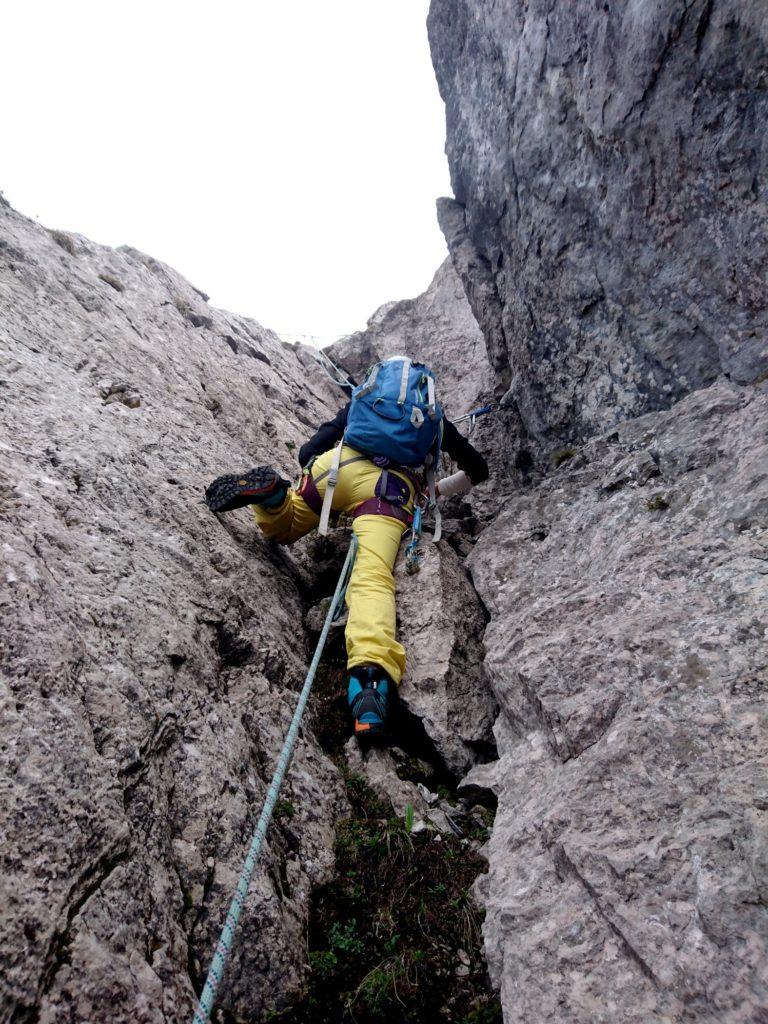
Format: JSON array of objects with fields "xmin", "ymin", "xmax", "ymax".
[
  {"xmin": 191, "ymin": 536, "xmax": 359, "ymax": 1024},
  {"xmin": 313, "ymin": 348, "xmax": 356, "ymax": 392}
]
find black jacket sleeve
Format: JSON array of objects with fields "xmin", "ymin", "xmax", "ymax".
[
  {"xmin": 441, "ymin": 419, "xmax": 489, "ymax": 484},
  {"xmin": 298, "ymin": 402, "xmax": 350, "ymax": 467}
]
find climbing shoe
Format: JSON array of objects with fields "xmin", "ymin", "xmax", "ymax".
[
  {"xmin": 348, "ymin": 665, "xmax": 395, "ymax": 743},
  {"xmin": 204, "ymin": 465, "xmax": 289, "ymax": 513}
]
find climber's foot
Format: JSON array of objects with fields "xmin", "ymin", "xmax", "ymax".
[
  {"xmin": 204, "ymin": 465, "xmax": 288, "ymax": 514},
  {"xmin": 348, "ymin": 665, "xmax": 395, "ymax": 746}
]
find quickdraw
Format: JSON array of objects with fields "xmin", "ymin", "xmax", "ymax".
[
  {"xmin": 452, "ymin": 403, "xmax": 493, "ymax": 436},
  {"xmin": 405, "ymin": 500, "xmax": 426, "ymax": 574}
]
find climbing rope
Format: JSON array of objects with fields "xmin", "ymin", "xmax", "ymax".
[
  {"xmin": 191, "ymin": 535, "xmax": 359, "ymax": 1024},
  {"xmin": 313, "ymin": 348, "xmax": 356, "ymax": 392}
]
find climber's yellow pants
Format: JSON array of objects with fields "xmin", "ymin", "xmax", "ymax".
[{"xmin": 252, "ymin": 446, "xmax": 416, "ymax": 684}]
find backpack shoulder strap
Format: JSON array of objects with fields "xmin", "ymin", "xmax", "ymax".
[
  {"xmin": 397, "ymin": 358, "xmax": 411, "ymax": 404},
  {"xmin": 357, "ymin": 363, "xmax": 381, "ymax": 398},
  {"xmin": 427, "ymin": 375, "xmax": 437, "ymax": 420}
]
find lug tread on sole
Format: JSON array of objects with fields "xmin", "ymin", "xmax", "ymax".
[{"xmin": 205, "ymin": 467, "xmax": 278, "ymax": 513}]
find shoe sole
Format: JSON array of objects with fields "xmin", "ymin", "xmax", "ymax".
[
  {"xmin": 354, "ymin": 719, "xmax": 387, "ymax": 737},
  {"xmin": 354, "ymin": 723, "xmax": 392, "ymax": 748},
  {"xmin": 205, "ymin": 466, "xmax": 279, "ymax": 513},
  {"xmin": 354, "ymin": 714, "xmax": 394, "ymax": 749}
]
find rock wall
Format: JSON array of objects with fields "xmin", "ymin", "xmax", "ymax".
[
  {"xmin": 428, "ymin": 0, "xmax": 768, "ymax": 446},
  {"xmin": 0, "ymin": 198, "xmax": 350, "ymax": 1022},
  {"xmin": 428, "ymin": 2, "xmax": 768, "ymax": 1020},
  {"xmin": 396, "ymin": 541, "xmax": 496, "ymax": 777},
  {"xmin": 466, "ymin": 378, "xmax": 768, "ymax": 1021},
  {"xmin": 0, "ymin": 194, "xmax": 505, "ymax": 1024}
]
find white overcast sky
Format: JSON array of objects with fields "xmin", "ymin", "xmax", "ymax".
[{"xmin": 2, "ymin": 1, "xmax": 452, "ymax": 341}]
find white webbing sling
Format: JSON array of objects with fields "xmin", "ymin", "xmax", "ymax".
[
  {"xmin": 318, "ymin": 438, "xmax": 344, "ymax": 536},
  {"xmin": 397, "ymin": 357, "xmax": 411, "ymax": 405}
]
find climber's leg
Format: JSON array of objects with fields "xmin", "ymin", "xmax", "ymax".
[
  {"xmin": 248, "ymin": 447, "xmax": 348, "ymax": 545},
  {"xmin": 345, "ymin": 513, "xmax": 408, "ymax": 684},
  {"xmin": 251, "ymin": 488, "xmax": 319, "ymax": 545},
  {"xmin": 299, "ymin": 448, "xmax": 416, "ymax": 740}
]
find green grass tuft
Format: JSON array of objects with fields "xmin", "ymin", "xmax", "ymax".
[
  {"xmin": 274, "ymin": 799, "xmax": 296, "ymax": 820},
  {"xmin": 646, "ymin": 494, "xmax": 670, "ymax": 512},
  {"xmin": 404, "ymin": 802, "xmax": 414, "ymax": 833}
]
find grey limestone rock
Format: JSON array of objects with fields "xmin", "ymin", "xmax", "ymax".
[
  {"xmin": 0, "ymin": 200, "xmax": 349, "ymax": 1021},
  {"xmin": 396, "ymin": 539, "xmax": 497, "ymax": 778},
  {"xmin": 428, "ymin": 0, "xmax": 768, "ymax": 447},
  {"xmin": 467, "ymin": 379, "xmax": 768, "ymax": 1022},
  {"xmin": 343, "ymin": 741, "xmax": 434, "ymax": 828}
]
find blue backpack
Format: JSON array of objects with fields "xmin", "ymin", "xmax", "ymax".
[{"xmin": 344, "ymin": 357, "xmax": 443, "ymax": 467}]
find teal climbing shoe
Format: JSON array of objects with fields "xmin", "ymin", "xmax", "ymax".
[
  {"xmin": 348, "ymin": 665, "xmax": 394, "ymax": 743},
  {"xmin": 205, "ymin": 465, "xmax": 289, "ymax": 513}
]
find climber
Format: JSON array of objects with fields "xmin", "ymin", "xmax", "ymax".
[{"xmin": 204, "ymin": 356, "xmax": 488, "ymax": 743}]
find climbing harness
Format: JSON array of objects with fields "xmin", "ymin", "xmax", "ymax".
[{"xmin": 190, "ymin": 536, "xmax": 359, "ymax": 1024}]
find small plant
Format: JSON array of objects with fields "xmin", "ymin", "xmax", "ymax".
[
  {"xmin": 344, "ymin": 879, "xmax": 363, "ymax": 901},
  {"xmin": 284, "ymin": 440, "xmax": 296, "ymax": 452},
  {"xmin": 646, "ymin": 494, "xmax": 670, "ymax": 512},
  {"xmin": 551, "ymin": 447, "xmax": 577, "ymax": 468},
  {"xmin": 49, "ymin": 229, "xmax": 76, "ymax": 255},
  {"xmin": 351, "ymin": 959, "xmax": 404, "ymax": 1020},
  {"xmin": 274, "ymin": 799, "xmax": 295, "ymax": 820},
  {"xmin": 308, "ymin": 949, "xmax": 338, "ymax": 977},
  {"xmin": 99, "ymin": 272, "xmax": 124, "ymax": 292},
  {"xmin": 173, "ymin": 295, "xmax": 212, "ymax": 328},
  {"xmin": 404, "ymin": 802, "xmax": 414, "ymax": 833},
  {"xmin": 339, "ymin": 767, "xmax": 391, "ymax": 819},
  {"xmin": 174, "ymin": 297, "xmax": 193, "ymax": 319},
  {"xmin": 459, "ymin": 1001, "xmax": 504, "ymax": 1024},
  {"xmin": 329, "ymin": 919, "xmax": 365, "ymax": 955},
  {"xmin": 265, "ymin": 1011, "xmax": 284, "ymax": 1022}
]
